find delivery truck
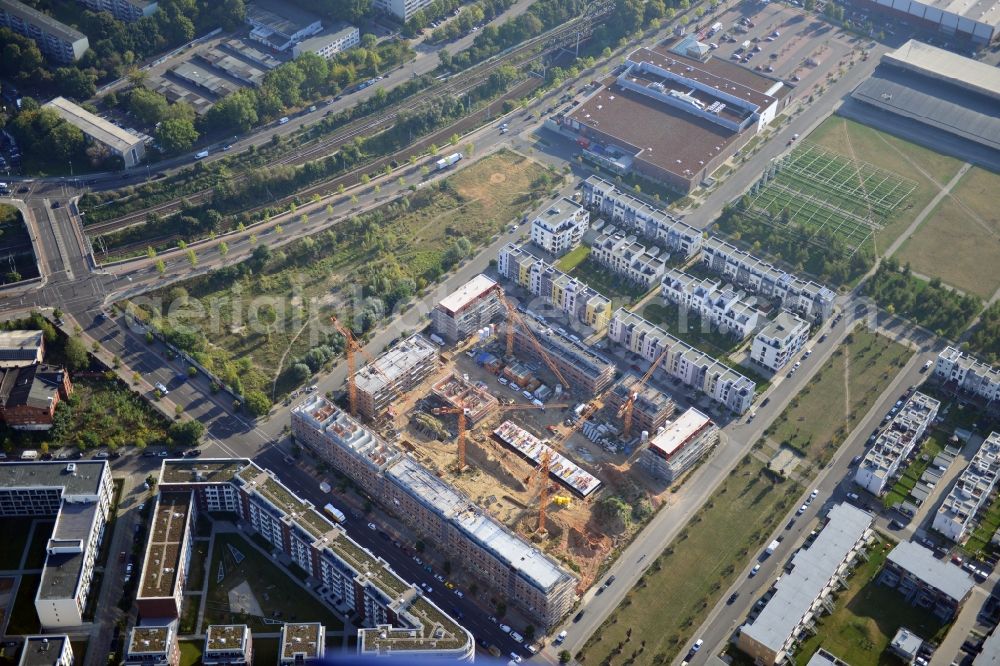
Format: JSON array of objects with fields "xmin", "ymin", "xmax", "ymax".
[{"xmin": 435, "ymin": 152, "xmax": 462, "ymax": 171}]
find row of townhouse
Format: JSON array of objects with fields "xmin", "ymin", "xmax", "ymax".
[
  {"xmin": 589, "ymin": 229, "xmax": 668, "ymax": 289},
  {"xmin": 738, "ymin": 503, "xmax": 875, "ymax": 666},
  {"xmin": 932, "ymin": 431, "xmax": 1000, "ymax": 542},
  {"xmin": 581, "ymin": 176, "xmax": 703, "ymax": 259},
  {"xmin": 291, "ymin": 395, "xmax": 578, "ymax": 629},
  {"xmin": 529, "ymin": 197, "xmax": 591, "ymax": 256},
  {"xmin": 150, "ymin": 458, "xmax": 475, "ymax": 661},
  {"xmin": 854, "ymin": 392, "xmax": 941, "ymax": 496},
  {"xmin": 0, "ymin": 461, "xmax": 114, "ymax": 629},
  {"xmin": 660, "ymin": 267, "xmax": 762, "ymax": 340},
  {"xmin": 607, "ymin": 308, "xmax": 756, "ymax": 414},
  {"xmin": 700, "ymin": 237, "xmax": 835, "ymax": 321},
  {"xmin": 498, "ymin": 242, "xmax": 612, "ymax": 332},
  {"xmin": 879, "ymin": 541, "xmax": 974, "ymax": 621},
  {"xmin": 934, "ymin": 346, "xmax": 1000, "ymax": 404}
]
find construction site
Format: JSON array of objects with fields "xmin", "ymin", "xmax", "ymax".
[{"xmin": 304, "ymin": 278, "xmax": 721, "ymax": 598}]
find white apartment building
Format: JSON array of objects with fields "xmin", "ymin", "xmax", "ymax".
[
  {"xmin": 44, "ymin": 97, "xmax": 146, "ymax": 168},
  {"xmin": 738, "ymin": 503, "xmax": 874, "ymax": 666},
  {"xmin": 125, "ymin": 623, "xmax": 179, "ymax": 666},
  {"xmin": 589, "ymin": 229, "xmax": 667, "ymax": 289},
  {"xmin": 750, "ymin": 311, "xmax": 811, "ymax": 372},
  {"xmin": 530, "ymin": 197, "xmax": 590, "ymax": 256},
  {"xmin": 498, "ymin": 243, "xmax": 612, "ymax": 332},
  {"xmin": 932, "ymin": 431, "xmax": 1000, "ymax": 542},
  {"xmin": 431, "ymin": 273, "xmax": 501, "ymax": 343},
  {"xmin": 0, "ymin": 461, "xmax": 113, "ymax": 629},
  {"xmin": 292, "ymin": 22, "xmax": 360, "ymax": 59},
  {"xmin": 639, "ymin": 408, "xmax": 718, "ymax": 482},
  {"xmin": 19, "ymin": 636, "xmax": 74, "ymax": 666},
  {"xmin": 371, "ymin": 0, "xmax": 434, "ymax": 21},
  {"xmin": 701, "ymin": 237, "xmax": 835, "ymax": 322},
  {"xmin": 581, "ymin": 176, "xmax": 703, "ymax": 258},
  {"xmin": 75, "ymin": 0, "xmax": 156, "ymax": 21},
  {"xmin": 855, "ymin": 392, "xmax": 941, "ymax": 495},
  {"xmin": 203, "ymin": 625, "xmax": 252, "ymax": 665},
  {"xmin": 661, "ymin": 268, "xmax": 762, "ymax": 339},
  {"xmin": 608, "ymin": 308, "xmax": 756, "ymax": 414},
  {"xmin": 934, "ymin": 346, "xmax": 1000, "ymax": 403},
  {"xmin": 0, "ymin": 0, "xmax": 89, "ymax": 63}
]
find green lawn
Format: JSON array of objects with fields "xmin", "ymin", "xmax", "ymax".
[
  {"xmin": 0, "ymin": 519, "xmax": 33, "ymax": 570},
  {"xmin": 204, "ymin": 533, "xmax": 344, "ymax": 631},
  {"xmin": 568, "ymin": 257, "xmax": 649, "ymax": 308},
  {"xmin": 579, "ymin": 457, "xmax": 802, "ymax": 664},
  {"xmin": 883, "ymin": 432, "xmax": 946, "ymax": 508},
  {"xmin": 23, "ymin": 521, "xmax": 54, "ymax": 569},
  {"xmin": 765, "ymin": 327, "xmax": 913, "ymax": 467},
  {"xmin": 7, "ymin": 574, "xmax": 41, "ymax": 635},
  {"xmin": 797, "ymin": 538, "xmax": 950, "ymax": 665},
  {"xmin": 641, "ymin": 302, "xmax": 742, "ymax": 359},
  {"xmin": 556, "ymin": 245, "xmax": 590, "ymax": 272},
  {"xmin": 966, "ymin": 491, "xmax": 1000, "ymax": 555},
  {"xmin": 179, "ymin": 641, "xmax": 202, "ymax": 666}
]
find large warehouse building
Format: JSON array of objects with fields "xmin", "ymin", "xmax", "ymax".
[
  {"xmin": 551, "ymin": 37, "xmax": 788, "ymax": 192},
  {"xmin": 846, "ymin": 40, "xmax": 1000, "ymax": 165},
  {"xmin": 849, "ymin": 0, "xmax": 1000, "ymax": 43}
]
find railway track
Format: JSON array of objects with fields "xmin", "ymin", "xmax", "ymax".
[{"xmin": 84, "ymin": 7, "xmax": 607, "ymax": 239}]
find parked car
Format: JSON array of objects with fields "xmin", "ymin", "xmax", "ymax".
[{"xmin": 750, "ymin": 564, "xmax": 761, "ymax": 577}]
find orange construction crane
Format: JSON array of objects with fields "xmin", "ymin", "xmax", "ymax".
[
  {"xmin": 329, "ymin": 315, "xmax": 392, "ymax": 419},
  {"xmin": 535, "ymin": 400, "xmax": 599, "ymax": 533},
  {"xmin": 617, "ymin": 344, "xmax": 671, "ymax": 439},
  {"xmin": 496, "ymin": 292, "xmax": 570, "ymax": 390},
  {"xmin": 432, "ymin": 400, "xmax": 569, "ymax": 470}
]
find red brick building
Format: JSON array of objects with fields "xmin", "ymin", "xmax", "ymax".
[{"xmin": 0, "ymin": 364, "xmax": 73, "ymax": 430}]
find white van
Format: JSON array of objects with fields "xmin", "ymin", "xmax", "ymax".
[
  {"xmin": 20, "ymin": 450, "xmax": 39, "ymax": 460},
  {"xmin": 278, "ymin": 116, "xmax": 290, "ymax": 125}
]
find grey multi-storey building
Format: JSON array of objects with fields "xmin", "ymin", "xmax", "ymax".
[
  {"xmin": 431, "ymin": 274, "xmax": 502, "ymax": 343},
  {"xmin": 0, "ymin": 0, "xmax": 89, "ymax": 62},
  {"xmin": 76, "ymin": 0, "xmax": 157, "ymax": 21}
]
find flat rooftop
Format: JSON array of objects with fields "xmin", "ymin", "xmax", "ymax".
[
  {"xmin": 0, "ymin": 460, "xmax": 108, "ymax": 497},
  {"xmin": 159, "ymin": 458, "xmax": 247, "ymax": 485},
  {"xmin": 436, "ymin": 274, "xmax": 498, "ymax": 316},
  {"xmin": 206, "ymin": 624, "xmax": 250, "ymax": 652},
  {"xmin": 20, "ymin": 636, "xmax": 71, "ymax": 666},
  {"xmin": 884, "ymin": 41, "xmax": 1000, "ymax": 102},
  {"xmin": 887, "ymin": 541, "xmax": 974, "ymax": 602},
  {"xmin": 430, "ymin": 373, "xmax": 498, "ymax": 422},
  {"xmin": 247, "ymin": 0, "xmax": 319, "ymax": 35},
  {"xmin": 44, "ymin": 97, "xmax": 143, "ymax": 154},
  {"xmin": 758, "ymin": 310, "xmax": 808, "ymax": 342},
  {"xmin": 647, "ymin": 408, "xmax": 713, "ymax": 458},
  {"xmin": 236, "ymin": 465, "xmax": 335, "ymax": 541},
  {"xmin": 355, "ymin": 334, "xmax": 437, "ymax": 396},
  {"xmin": 492, "ymin": 420, "xmax": 602, "ymax": 497},
  {"xmin": 296, "ymin": 21, "xmax": 358, "ymax": 51},
  {"xmin": 128, "ymin": 625, "xmax": 171, "ymax": 654},
  {"xmin": 0, "ymin": 330, "xmax": 43, "ymax": 368},
  {"xmin": 741, "ymin": 503, "xmax": 874, "ymax": 653},
  {"xmin": 292, "ymin": 395, "xmax": 399, "ymax": 469},
  {"xmin": 139, "ymin": 491, "xmax": 192, "ymax": 598},
  {"xmin": 387, "ymin": 455, "xmax": 575, "ymax": 592},
  {"xmin": 280, "ymin": 623, "xmax": 323, "ymax": 660}
]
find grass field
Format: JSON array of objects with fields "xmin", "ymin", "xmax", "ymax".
[
  {"xmin": 966, "ymin": 491, "xmax": 1000, "ymax": 555},
  {"xmin": 204, "ymin": 533, "xmax": 343, "ymax": 632},
  {"xmin": 579, "ymin": 457, "xmax": 802, "ymax": 664},
  {"xmin": 179, "ymin": 641, "xmax": 202, "ymax": 666},
  {"xmin": 568, "ymin": 257, "xmax": 649, "ymax": 308},
  {"xmin": 797, "ymin": 538, "xmax": 949, "ymax": 665},
  {"xmin": 0, "ymin": 518, "xmax": 32, "ymax": 569},
  {"xmin": 556, "ymin": 245, "xmax": 590, "ymax": 272},
  {"xmin": 883, "ymin": 432, "xmax": 947, "ymax": 508},
  {"xmin": 896, "ymin": 166, "xmax": 1000, "ymax": 299},
  {"xmin": 641, "ymin": 302, "xmax": 742, "ymax": 358},
  {"xmin": 7, "ymin": 574, "xmax": 40, "ymax": 635},
  {"xmin": 140, "ymin": 150, "xmax": 552, "ymax": 399},
  {"xmin": 765, "ymin": 327, "xmax": 913, "ymax": 467},
  {"xmin": 808, "ymin": 117, "xmax": 965, "ymax": 252}
]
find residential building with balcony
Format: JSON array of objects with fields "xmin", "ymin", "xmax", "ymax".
[
  {"xmin": 0, "ymin": 461, "xmax": 113, "ymax": 629},
  {"xmin": 589, "ymin": 229, "xmax": 668, "ymax": 289},
  {"xmin": 934, "ymin": 346, "xmax": 1000, "ymax": 404},
  {"xmin": 498, "ymin": 243, "xmax": 612, "ymax": 332},
  {"xmin": 932, "ymin": 431, "xmax": 1000, "ymax": 542},
  {"xmin": 878, "ymin": 541, "xmax": 974, "ymax": 620},
  {"xmin": 291, "ymin": 396, "xmax": 578, "ymax": 629},
  {"xmin": 638, "ymin": 408, "xmax": 718, "ymax": 483},
  {"xmin": 354, "ymin": 334, "xmax": 438, "ymax": 420},
  {"xmin": 738, "ymin": 503, "xmax": 875, "ymax": 665},
  {"xmin": 530, "ymin": 197, "xmax": 590, "ymax": 256},
  {"xmin": 125, "ymin": 623, "xmax": 179, "ymax": 666},
  {"xmin": 854, "ymin": 392, "xmax": 940, "ymax": 495},
  {"xmin": 509, "ymin": 316, "xmax": 617, "ymax": 395},
  {"xmin": 203, "ymin": 625, "xmax": 252, "ymax": 665},
  {"xmin": 750, "ymin": 311, "xmax": 811, "ymax": 372},
  {"xmin": 157, "ymin": 458, "xmax": 475, "ymax": 660},
  {"xmin": 19, "ymin": 636, "xmax": 74, "ymax": 666},
  {"xmin": 605, "ymin": 374, "xmax": 676, "ymax": 435},
  {"xmin": 700, "ymin": 237, "xmax": 835, "ymax": 321},
  {"xmin": 431, "ymin": 274, "xmax": 502, "ymax": 343},
  {"xmin": 661, "ymin": 268, "xmax": 762, "ymax": 339},
  {"xmin": 608, "ymin": 308, "xmax": 755, "ymax": 414},
  {"xmin": 581, "ymin": 176, "xmax": 703, "ymax": 258},
  {"xmin": 0, "ymin": 0, "xmax": 88, "ymax": 62}
]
